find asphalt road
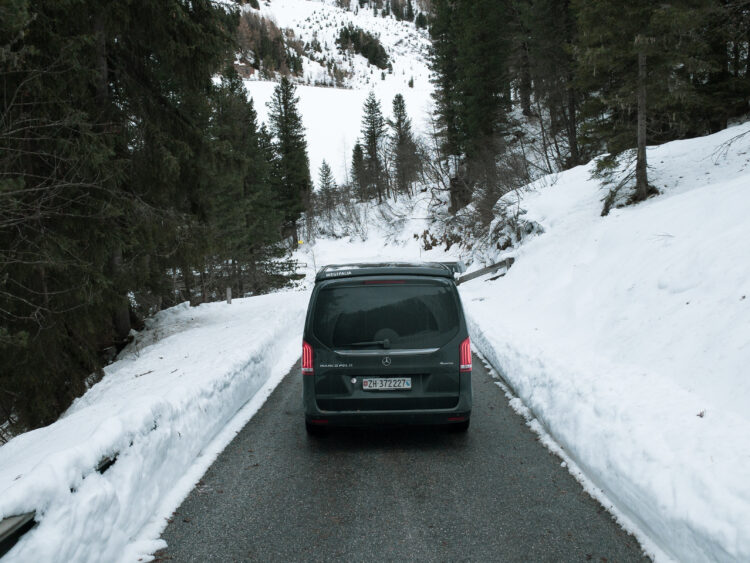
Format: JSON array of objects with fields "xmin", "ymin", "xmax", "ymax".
[{"xmin": 156, "ymin": 355, "xmax": 649, "ymax": 562}]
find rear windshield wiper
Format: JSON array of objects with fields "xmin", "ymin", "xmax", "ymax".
[{"xmin": 347, "ymin": 338, "xmax": 391, "ymax": 349}]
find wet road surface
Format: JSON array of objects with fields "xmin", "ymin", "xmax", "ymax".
[{"xmin": 157, "ymin": 355, "xmax": 648, "ymax": 562}]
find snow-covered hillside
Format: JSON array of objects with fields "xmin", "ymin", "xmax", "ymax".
[
  {"xmin": 1, "ymin": 124, "xmax": 748, "ymax": 562},
  {"xmin": 242, "ymin": 0, "xmax": 433, "ymax": 182},
  {"xmin": 295, "ymin": 123, "xmax": 750, "ymax": 562},
  {"xmin": 2, "ymin": 1, "xmax": 748, "ymax": 559},
  {"xmin": 0, "ymin": 294, "xmax": 307, "ymax": 562},
  {"xmin": 459, "ymin": 123, "xmax": 750, "ymax": 562}
]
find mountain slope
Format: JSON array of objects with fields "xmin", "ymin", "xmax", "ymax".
[{"xmin": 242, "ymin": 0, "xmax": 433, "ymax": 182}]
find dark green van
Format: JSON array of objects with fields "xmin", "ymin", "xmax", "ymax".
[{"xmin": 302, "ymin": 262, "xmax": 472, "ymax": 435}]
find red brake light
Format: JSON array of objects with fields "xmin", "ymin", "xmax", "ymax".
[
  {"xmin": 302, "ymin": 340, "xmax": 314, "ymax": 375},
  {"xmin": 460, "ymin": 337, "xmax": 472, "ymax": 373}
]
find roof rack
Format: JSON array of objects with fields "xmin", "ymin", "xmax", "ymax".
[
  {"xmin": 315, "ymin": 262, "xmax": 461, "ymax": 283},
  {"xmin": 439, "ymin": 261, "xmax": 467, "ymax": 275}
]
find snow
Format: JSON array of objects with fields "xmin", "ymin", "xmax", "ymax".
[
  {"xmin": 246, "ymin": 80, "xmax": 432, "ymax": 185},
  {"xmin": 300, "ymin": 124, "xmax": 750, "ymax": 562},
  {"xmin": 2, "ymin": 123, "xmax": 748, "ymax": 561},
  {"xmin": 0, "ymin": 292, "xmax": 307, "ymax": 562},
  {"xmin": 458, "ymin": 123, "xmax": 750, "ymax": 562},
  {"xmin": 241, "ymin": 0, "xmax": 434, "ymax": 183},
  {"xmin": 1, "ymin": 0, "xmax": 748, "ymax": 559}
]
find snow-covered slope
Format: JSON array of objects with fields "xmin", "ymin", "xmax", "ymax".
[
  {"xmin": 0, "ymin": 293, "xmax": 307, "ymax": 562},
  {"xmin": 298, "ymin": 123, "xmax": 750, "ymax": 562},
  {"xmin": 243, "ymin": 0, "xmax": 433, "ymax": 182},
  {"xmin": 1, "ymin": 124, "xmax": 748, "ymax": 562},
  {"xmin": 461, "ymin": 124, "xmax": 750, "ymax": 562}
]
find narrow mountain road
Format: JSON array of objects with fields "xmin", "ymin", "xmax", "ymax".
[{"xmin": 156, "ymin": 355, "xmax": 648, "ymax": 562}]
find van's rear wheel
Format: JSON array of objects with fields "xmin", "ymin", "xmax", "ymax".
[
  {"xmin": 305, "ymin": 421, "xmax": 328, "ymax": 437},
  {"xmin": 448, "ymin": 420, "xmax": 470, "ymax": 433}
]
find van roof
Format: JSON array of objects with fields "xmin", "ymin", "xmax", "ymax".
[{"xmin": 315, "ymin": 262, "xmax": 465, "ymax": 283}]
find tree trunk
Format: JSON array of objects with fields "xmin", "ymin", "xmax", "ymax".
[
  {"xmin": 182, "ymin": 262, "xmax": 193, "ymax": 303},
  {"xmin": 519, "ymin": 43, "xmax": 532, "ymax": 117},
  {"xmin": 634, "ymin": 48, "xmax": 649, "ymax": 202},
  {"xmin": 96, "ymin": 11, "xmax": 130, "ymax": 342},
  {"xmin": 200, "ymin": 267, "xmax": 208, "ymax": 304},
  {"xmin": 565, "ymin": 81, "xmax": 579, "ymax": 167},
  {"xmin": 94, "ymin": 12, "xmax": 108, "ymax": 110},
  {"xmin": 110, "ymin": 246, "xmax": 131, "ymax": 342}
]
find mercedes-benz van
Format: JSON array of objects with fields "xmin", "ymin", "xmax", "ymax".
[{"xmin": 302, "ymin": 262, "xmax": 472, "ymax": 434}]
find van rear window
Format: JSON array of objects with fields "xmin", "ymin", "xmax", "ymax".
[{"xmin": 312, "ymin": 282, "xmax": 460, "ymax": 349}]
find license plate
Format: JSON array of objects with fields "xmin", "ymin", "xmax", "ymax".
[{"xmin": 362, "ymin": 377, "xmax": 412, "ymax": 391}]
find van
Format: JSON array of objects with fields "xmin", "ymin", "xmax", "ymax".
[{"xmin": 302, "ymin": 262, "xmax": 472, "ymax": 435}]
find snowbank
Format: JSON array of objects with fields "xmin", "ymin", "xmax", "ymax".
[
  {"xmin": 294, "ymin": 122, "xmax": 750, "ymax": 562},
  {"xmin": 0, "ymin": 291, "xmax": 308, "ymax": 562},
  {"xmin": 460, "ymin": 123, "xmax": 750, "ymax": 562}
]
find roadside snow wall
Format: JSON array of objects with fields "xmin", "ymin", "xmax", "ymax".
[
  {"xmin": 0, "ymin": 291, "xmax": 308, "ymax": 562},
  {"xmin": 462, "ymin": 124, "xmax": 750, "ymax": 563}
]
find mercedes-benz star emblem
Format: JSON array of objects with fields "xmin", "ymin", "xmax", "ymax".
[{"xmin": 382, "ymin": 356, "xmax": 392, "ymax": 367}]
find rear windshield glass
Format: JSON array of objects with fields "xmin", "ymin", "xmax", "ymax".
[{"xmin": 312, "ymin": 282, "xmax": 460, "ymax": 349}]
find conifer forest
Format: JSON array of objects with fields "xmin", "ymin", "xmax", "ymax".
[{"xmin": 1, "ymin": 0, "xmax": 749, "ymax": 437}]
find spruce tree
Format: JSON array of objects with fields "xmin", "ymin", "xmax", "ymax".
[
  {"xmin": 360, "ymin": 91, "xmax": 388, "ymax": 202},
  {"xmin": 208, "ymin": 70, "xmax": 283, "ymax": 296},
  {"xmin": 351, "ymin": 143, "xmax": 367, "ymax": 201},
  {"xmin": 454, "ymin": 0, "xmax": 512, "ymax": 159},
  {"xmin": 573, "ymin": 0, "xmax": 712, "ymax": 204},
  {"xmin": 317, "ymin": 160, "xmax": 338, "ymax": 223},
  {"xmin": 516, "ymin": 0, "xmax": 581, "ymax": 167},
  {"xmin": 268, "ymin": 76, "xmax": 312, "ymax": 243},
  {"xmin": 430, "ymin": 0, "xmax": 513, "ymax": 209},
  {"xmin": 389, "ymin": 94, "xmax": 420, "ymax": 196},
  {"xmin": 0, "ymin": 0, "xmax": 240, "ymax": 429},
  {"xmin": 429, "ymin": 0, "xmax": 462, "ymax": 158}
]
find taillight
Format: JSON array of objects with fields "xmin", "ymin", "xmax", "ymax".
[
  {"xmin": 302, "ymin": 340, "xmax": 314, "ymax": 375},
  {"xmin": 460, "ymin": 337, "xmax": 472, "ymax": 373}
]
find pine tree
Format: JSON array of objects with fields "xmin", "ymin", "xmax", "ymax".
[
  {"xmin": 0, "ymin": 0, "xmax": 240, "ymax": 429},
  {"xmin": 429, "ymin": 0, "xmax": 462, "ymax": 158},
  {"xmin": 351, "ymin": 143, "xmax": 367, "ymax": 201},
  {"xmin": 573, "ymin": 0, "xmax": 716, "ymax": 204},
  {"xmin": 430, "ymin": 0, "xmax": 513, "ymax": 210},
  {"xmin": 515, "ymin": 0, "xmax": 581, "ymax": 167},
  {"xmin": 208, "ymin": 69, "xmax": 283, "ymax": 297},
  {"xmin": 268, "ymin": 76, "xmax": 312, "ymax": 242},
  {"xmin": 317, "ymin": 160, "xmax": 338, "ymax": 223},
  {"xmin": 406, "ymin": 1, "xmax": 415, "ymax": 22},
  {"xmin": 360, "ymin": 91, "xmax": 388, "ymax": 202},
  {"xmin": 389, "ymin": 94, "xmax": 420, "ymax": 196}
]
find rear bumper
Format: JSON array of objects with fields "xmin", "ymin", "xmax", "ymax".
[
  {"xmin": 305, "ymin": 410, "xmax": 471, "ymax": 427},
  {"xmin": 303, "ymin": 373, "xmax": 472, "ymax": 427}
]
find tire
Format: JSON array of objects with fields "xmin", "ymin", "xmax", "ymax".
[
  {"xmin": 448, "ymin": 419, "xmax": 470, "ymax": 433},
  {"xmin": 305, "ymin": 421, "xmax": 328, "ymax": 437}
]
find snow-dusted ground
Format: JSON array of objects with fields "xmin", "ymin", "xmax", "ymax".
[
  {"xmin": 458, "ymin": 124, "xmax": 750, "ymax": 563},
  {"xmin": 1, "ymin": 125, "xmax": 748, "ymax": 562},
  {"xmin": 0, "ymin": 293, "xmax": 307, "ymax": 562},
  {"xmin": 297, "ymin": 124, "xmax": 750, "ymax": 562},
  {"xmin": 243, "ymin": 0, "xmax": 433, "ymax": 182},
  {"xmin": 2, "ymin": 0, "xmax": 748, "ymax": 557}
]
